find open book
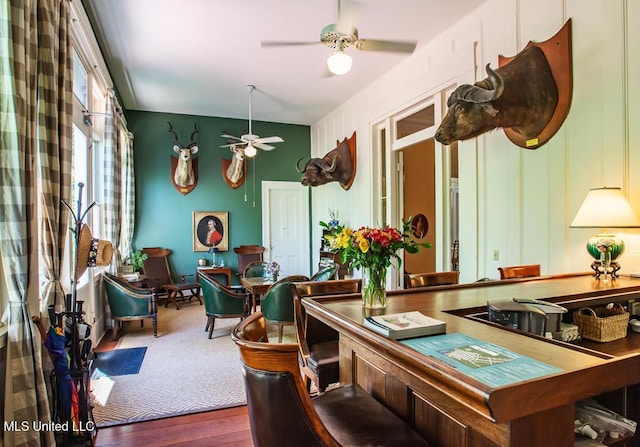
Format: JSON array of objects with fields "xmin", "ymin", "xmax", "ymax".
[{"xmin": 364, "ymin": 311, "xmax": 446, "ymax": 340}]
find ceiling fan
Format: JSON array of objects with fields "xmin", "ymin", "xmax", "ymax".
[
  {"xmin": 261, "ymin": 0, "xmax": 417, "ymax": 75},
  {"xmin": 220, "ymin": 85, "xmax": 284, "ymax": 157}
]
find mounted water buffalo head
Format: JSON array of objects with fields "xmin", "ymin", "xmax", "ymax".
[
  {"xmin": 435, "ymin": 46, "xmax": 558, "ymax": 147},
  {"xmin": 296, "ymin": 136, "xmax": 355, "ymax": 189}
]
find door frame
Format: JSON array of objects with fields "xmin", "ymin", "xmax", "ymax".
[{"xmin": 371, "ymin": 92, "xmax": 453, "ymax": 288}]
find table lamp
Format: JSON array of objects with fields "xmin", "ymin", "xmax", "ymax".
[
  {"xmin": 570, "ymin": 187, "xmax": 640, "ymax": 278},
  {"xmin": 209, "ymin": 246, "xmax": 219, "ymax": 267}
]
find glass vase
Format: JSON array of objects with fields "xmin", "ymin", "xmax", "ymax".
[{"xmin": 362, "ymin": 264, "xmax": 387, "ymax": 309}]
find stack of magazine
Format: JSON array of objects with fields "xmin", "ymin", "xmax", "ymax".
[{"xmin": 364, "ymin": 311, "xmax": 446, "ymax": 340}]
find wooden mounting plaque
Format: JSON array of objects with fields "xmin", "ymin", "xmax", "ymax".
[
  {"xmin": 221, "ymin": 158, "xmax": 246, "ymax": 189},
  {"xmin": 498, "ymin": 19, "xmax": 572, "ymax": 149},
  {"xmin": 170, "ymin": 157, "xmax": 198, "ymax": 195}
]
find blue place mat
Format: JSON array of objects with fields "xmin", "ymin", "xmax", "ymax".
[{"xmin": 93, "ymin": 347, "xmax": 147, "ymax": 376}]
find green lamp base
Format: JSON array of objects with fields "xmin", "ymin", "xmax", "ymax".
[{"xmin": 586, "ymin": 232, "xmax": 624, "ymax": 278}]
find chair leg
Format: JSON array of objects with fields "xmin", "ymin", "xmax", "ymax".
[
  {"xmin": 305, "ymin": 376, "xmax": 312, "ymax": 393},
  {"xmin": 111, "ymin": 322, "xmax": 120, "ymax": 341},
  {"xmin": 208, "ymin": 317, "xmax": 215, "ymax": 339},
  {"xmin": 278, "ymin": 324, "xmax": 283, "ymax": 343},
  {"xmin": 153, "ymin": 315, "xmax": 157, "ymax": 338},
  {"xmin": 205, "ymin": 316, "xmax": 212, "ymax": 332}
]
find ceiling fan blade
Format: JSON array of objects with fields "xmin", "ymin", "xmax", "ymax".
[
  {"xmin": 254, "ymin": 136, "xmax": 283, "ymax": 144},
  {"xmin": 261, "ymin": 40, "xmax": 321, "ymax": 47},
  {"xmin": 355, "ymin": 39, "xmax": 417, "ymax": 53},
  {"xmin": 220, "ymin": 143, "xmax": 246, "ymax": 148},
  {"xmin": 254, "ymin": 142, "xmax": 275, "ymax": 151},
  {"xmin": 221, "ymin": 134, "xmax": 244, "ymax": 141}
]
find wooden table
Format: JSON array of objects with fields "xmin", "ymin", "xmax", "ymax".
[
  {"xmin": 241, "ymin": 276, "xmax": 274, "ymax": 313},
  {"xmin": 303, "ymin": 273, "xmax": 640, "ymax": 447},
  {"xmin": 197, "ymin": 266, "xmax": 232, "ymax": 286}
]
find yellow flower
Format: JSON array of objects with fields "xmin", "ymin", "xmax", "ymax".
[
  {"xmin": 355, "ymin": 233, "xmax": 369, "ymax": 253},
  {"xmin": 335, "ymin": 234, "xmax": 350, "ymax": 249}
]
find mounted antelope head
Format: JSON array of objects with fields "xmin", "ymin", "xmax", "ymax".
[
  {"xmin": 168, "ymin": 121, "xmax": 199, "ymax": 194},
  {"xmin": 226, "ymin": 145, "xmax": 246, "ymax": 185}
]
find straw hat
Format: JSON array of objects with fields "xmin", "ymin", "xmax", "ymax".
[{"xmin": 76, "ymin": 224, "xmax": 114, "ymax": 278}]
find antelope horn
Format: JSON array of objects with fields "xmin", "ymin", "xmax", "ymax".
[
  {"xmin": 189, "ymin": 123, "xmax": 199, "ymax": 146},
  {"xmin": 167, "ymin": 121, "xmax": 183, "ymax": 146}
]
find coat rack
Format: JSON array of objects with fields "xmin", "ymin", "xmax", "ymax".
[{"xmin": 45, "ymin": 182, "xmax": 98, "ymax": 445}]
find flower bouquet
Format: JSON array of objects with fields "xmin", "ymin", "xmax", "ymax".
[
  {"xmin": 321, "ymin": 218, "xmax": 431, "ymax": 308},
  {"xmin": 268, "ymin": 261, "xmax": 280, "ymax": 281}
]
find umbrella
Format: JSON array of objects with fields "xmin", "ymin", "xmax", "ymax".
[{"xmin": 41, "ymin": 322, "xmax": 80, "ymax": 430}]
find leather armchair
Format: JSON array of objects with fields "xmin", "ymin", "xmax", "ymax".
[
  {"xmin": 103, "ymin": 272, "xmax": 157, "ymax": 340},
  {"xmin": 260, "ymin": 275, "xmax": 309, "ymax": 342},
  {"xmin": 309, "ymin": 264, "xmax": 339, "ymax": 281},
  {"xmin": 199, "ymin": 272, "xmax": 249, "ymax": 339},
  {"xmin": 232, "ymin": 312, "xmax": 430, "ymax": 447}
]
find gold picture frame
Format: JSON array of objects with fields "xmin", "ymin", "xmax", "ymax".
[{"xmin": 193, "ymin": 211, "xmax": 229, "ymax": 252}]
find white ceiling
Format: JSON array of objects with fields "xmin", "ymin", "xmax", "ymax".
[{"xmin": 83, "ymin": 0, "xmax": 486, "ymax": 126}]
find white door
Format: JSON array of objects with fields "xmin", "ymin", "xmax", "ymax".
[{"xmin": 262, "ymin": 181, "xmax": 310, "ymax": 277}]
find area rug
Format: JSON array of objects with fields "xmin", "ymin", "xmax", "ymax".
[
  {"xmin": 93, "ymin": 347, "xmax": 146, "ymax": 376},
  {"xmin": 91, "ymin": 302, "xmax": 250, "ymax": 427}
]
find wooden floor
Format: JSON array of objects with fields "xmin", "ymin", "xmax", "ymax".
[
  {"xmin": 92, "ymin": 329, "xmax": 254, "ymax": 446},
  {"xmin": 94, "ymin": 405, "xmax": 254, "ymax": 447}
]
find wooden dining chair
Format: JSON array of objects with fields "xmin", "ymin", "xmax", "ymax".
[
  {"xmin": 498, "ymin": 264, "xmax": 541, "ymax": 280},
  {"xmin": 233, "ymin": 245, "xmax": 265, "ymax": 278},
  {"xmin": 405, "ymin": 271, "xmax": 459, "ymax": 289},
  {"xmin": 292, "ymin": 279, "xmax": 362, "ymax": 393}
]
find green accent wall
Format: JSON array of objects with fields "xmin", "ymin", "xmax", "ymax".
[{"xmin": 126, "ymin": 111, "xmax": 310, "ymax": 283}]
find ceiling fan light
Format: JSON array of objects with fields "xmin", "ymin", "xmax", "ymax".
[
  {"xmin": 244, "ymin": 144, "xmax": 257, "ymax": 157},
  {"xmin": 327, "ymin": 50, "xmax": 352, "ymax": 75}
]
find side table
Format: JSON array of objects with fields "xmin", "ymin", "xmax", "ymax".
[{"xmin": 197, "ymin": 266, "xmax": 232, "ymax": 287}]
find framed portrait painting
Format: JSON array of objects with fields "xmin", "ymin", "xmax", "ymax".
[{"xmin": 193, "ymin": 211, "xmax": 229, "ymax": 252}]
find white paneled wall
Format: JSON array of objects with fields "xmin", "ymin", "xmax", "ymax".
[{"xmin": 311, "ymin": 0, "xmax": 640, "ymax": 284}]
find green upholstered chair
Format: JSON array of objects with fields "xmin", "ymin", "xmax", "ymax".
[
  {"xmin": 309, "ymin": 264, "xmax": 339, "ymax": 282},
  {"xmin": 103, "ymin": 272, "xmax": 158, "ymax": 341},
  {"xmin": 243, "ymin": 261, "xmax": 269, "ymax": 278},
  {"xmin": 261, "ymin": 275, "xmax": 309, "ymax": 342},
  {"xmin": 199, "ymin": 272, "xmax": 249, "ymax": 339}
]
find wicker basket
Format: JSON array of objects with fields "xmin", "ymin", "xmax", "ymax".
[{"xmin": 573, "ymin": 303, "xmax": 629, "ymax": 342}]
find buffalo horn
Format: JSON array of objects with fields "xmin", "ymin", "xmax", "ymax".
[
  {"xmin": 296, "ymin": 157, "xmax": 310, "ymax": 173},
  {"xmin": 448, "ymin": 63, "xmax": 505, "ymax": 105},
  {"xmin": 325, "ymin": 156, "xmax": 337, "ymax": 173},
  {"xmin": 310, "ymin": 158, "xmax": 331, "ymax": 171}
]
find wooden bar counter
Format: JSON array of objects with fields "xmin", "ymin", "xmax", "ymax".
[{"xmin": 302, "ymin": 273, "xmax": 640, "ymax": 447}]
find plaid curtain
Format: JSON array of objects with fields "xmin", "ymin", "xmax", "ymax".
[
  {"xmin": 103, "ymin": 94, "xmax": 122, "ymax": 273},
  {"xmin": 120, "ymin": 129, "xmax": 135, "ymax": 262},
  {"xmin": 38, "ymin": 0, "xmax": 72, "ymax": 317},
  {"xmin": 1, "ymin": 0, "xmax": 71, "ymax": 445}
]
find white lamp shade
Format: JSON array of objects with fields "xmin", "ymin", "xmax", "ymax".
[
  {"xmin": 570, "ymin": 187, "xmax": 640, "ymax": 228},
  {"xmin": 326, "ymin": 51, "xmax": 352, "ymax": 75},
  {"xmin": 244, "ymin": 144, "xmax": 257, "ymax": 157}
]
